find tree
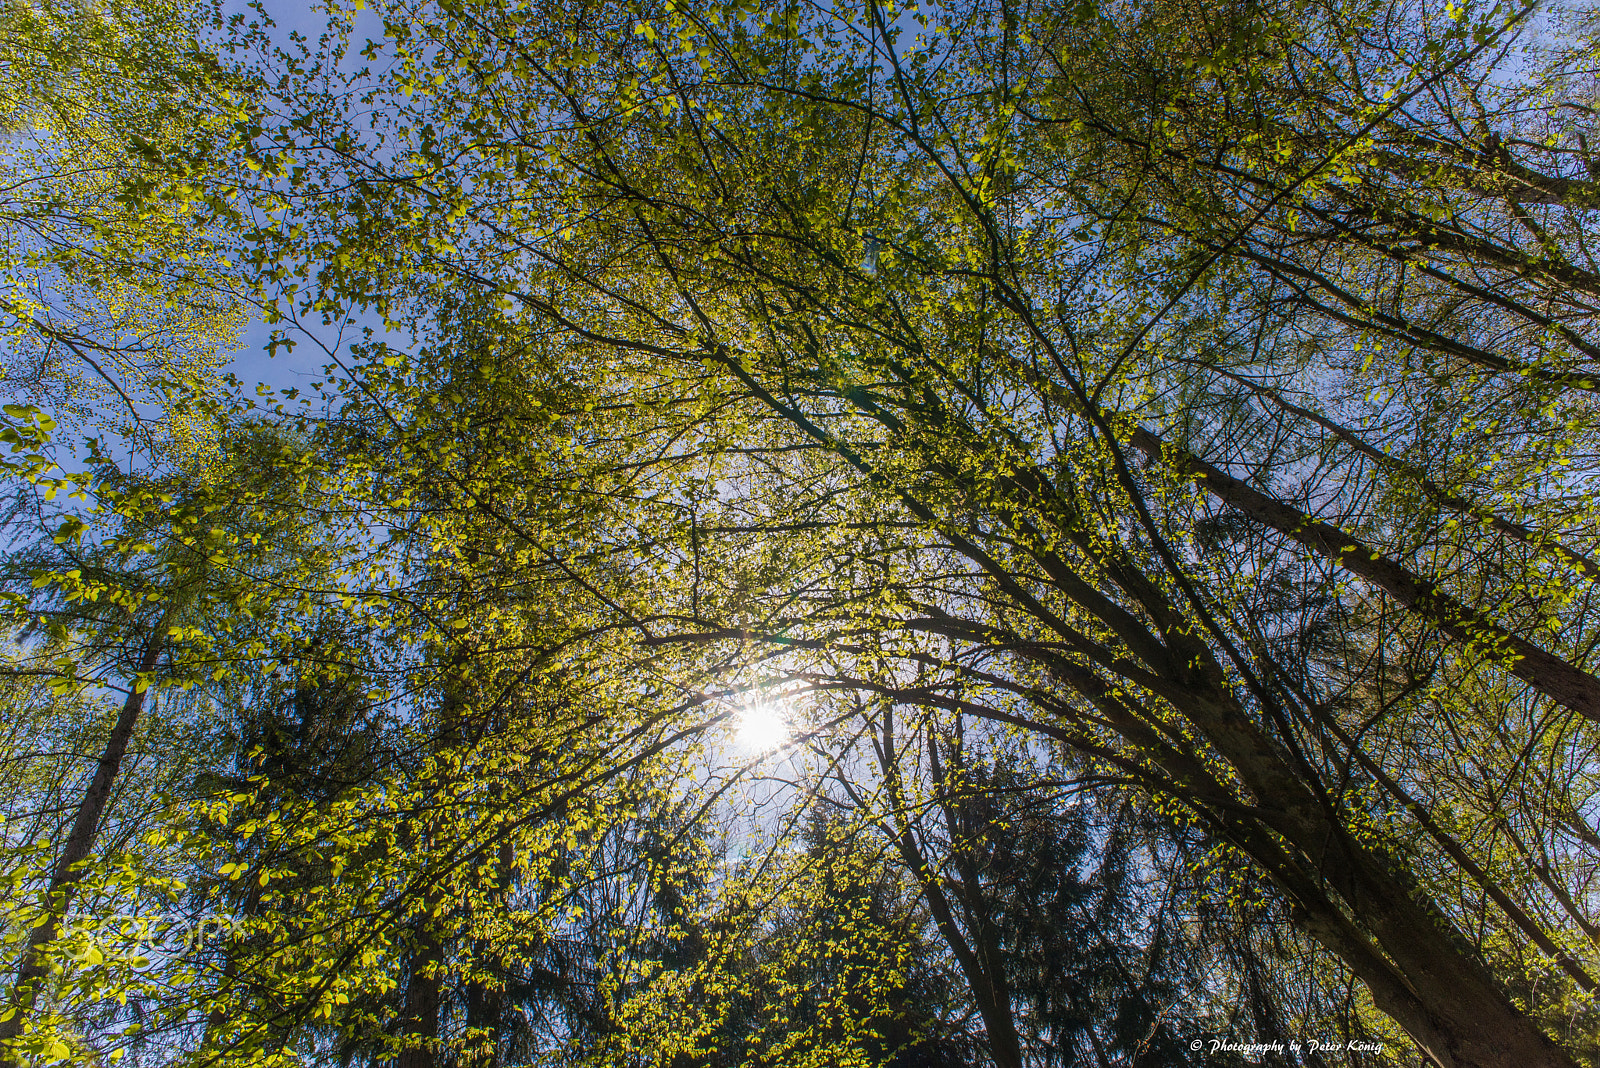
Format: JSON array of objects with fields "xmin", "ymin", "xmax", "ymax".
[
  {"xmin": 160, "ymin": 301, "xmax": 725, "ymax": 1068},
  {"xmin": 232, "ymin": 0, "xmax": 1600, "ymax": 1063},
  {"xmin": 0, "ymin": 419, "xmax": 351, "ymax": 1061},
  {"xmin": 0, "ymin": 0, "xmax": 249, "ymax": 456}
]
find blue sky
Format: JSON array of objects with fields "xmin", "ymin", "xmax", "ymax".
[{"xmin": 222, "ymin": 0, "xmax": 400, "ymax": 398}]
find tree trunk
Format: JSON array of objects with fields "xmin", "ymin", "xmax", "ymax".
[
  {"xmin": 0, "ymin": 626, "xmax": 165, "ymax": 1046},
  {"xmin": 1127, "ymin": 426, "xmax": 1600, "ymax": 722},
  {"xmin": 460, "ymin": 836, "xmax": 514, "ymax": 1068},
  {"xmin": 199, "ymin": 877, "xmax": 266, "ymax": 1055},
  {"xmin": 396, "ymin": 928, "xmax": 443, "ymax": 1068},
  {"xmin": 462, "ymin": 965, "xmax": 504, "ymax": 1068},
  {"xmin": 1167, "ymin": 686, "xmax": 1578, "ymax": 1068},
  {"xmin": 877, "ymin": 717, "xmax": 1024, "ymax": 1068}
]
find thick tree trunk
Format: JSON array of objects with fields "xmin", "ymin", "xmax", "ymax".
[
  {"xmin": 396, "ymin": 929, "xmax": 443, "ymax": 1068},
  {"xmin": 1283, "ymin": 821, "xmax": 1573, "ymax": 1068},
  {"xmin": 1168, "ymin": 687, "xmax": 1577, "ymax": 1068},
  {"xmin": 0, "ymin": 627, "xmax": 165, "ymax": 1046},
  {"xmin": 1008, "ymin": 549, "xmax": 1576, "ymax": 1067}
]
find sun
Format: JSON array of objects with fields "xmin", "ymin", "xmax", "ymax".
[{"xmin": 734, "ymin": 702, "xmax": 790, "ymax": 753}]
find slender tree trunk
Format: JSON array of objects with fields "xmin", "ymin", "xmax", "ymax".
[
  {"xmin": 987, "ymin": 343, "xmax": 1600, "ymax": 719},
  {"xmin": 0, "ymin": 626, "xmax": 165, "ymax": 1047},
  {"xmin": 931, "ymin": 732, "xmax": 1027, "ymax": 1068},
  {"xmin": 460, "ymin": 837, "xmax": 514, "ymax": 1068},
  {"xmin": 397, "ymin": 650, "xmax": 472, "ymax": 1068},
  {"xmin": 199, "ymin": 877, "xmax": 266, "ymax": 1054},
  {"xmin": 876, "ymin": 714, "xmax": 1024, "ymax": 1068},
  {"xmin": 462, "ymin": 959, "xmax": 504, "ymax": 1068},
  {"xmin": 1199, "ymin": 360, "xmax": 1600, "ymax": 577},
  {"xmin": 891, "ymin": 819, "xmax": 1024, "ymax": 1068},
  {"xmin": 1127, "ymin": 426, "xmax": 1600, "ymax": 721}
]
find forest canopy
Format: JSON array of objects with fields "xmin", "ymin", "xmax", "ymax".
[{"xmin": 2, "ymin": 0, "xmax": 1600, "ymax": 1065}]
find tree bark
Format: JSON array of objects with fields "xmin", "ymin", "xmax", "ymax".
[
  {"xmin": 0, "ymin": 625, "xmax": 165, "ymax": 1047},
  {"xmin": 1127, "ymin": 426, "xmax": 1600, "ymax": 722},
  {"xmin": 395, "ymin": 928, "xmax": 443, "ymax": 1068}
]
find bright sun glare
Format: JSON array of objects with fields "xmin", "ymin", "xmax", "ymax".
[{"xmin": 734, "ymin": 702, "xmax": 790, "ymax": 753}]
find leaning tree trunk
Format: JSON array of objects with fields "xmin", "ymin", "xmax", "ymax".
[
  {"xmin": 1153, "ymin": 669, "xmax": 1578, "ymax": 1068},
  {"xmin": 1125, "ymin": 426, "xmax": 1600, "ymax": 722},
  {"xmin": 0, "ymin": 625, "xmax": 166, "ymax": 1046}
]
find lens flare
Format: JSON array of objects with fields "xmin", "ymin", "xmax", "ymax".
[{"xmin": 734, "ymin": 702, "xmax": 789, "ymax": 753}]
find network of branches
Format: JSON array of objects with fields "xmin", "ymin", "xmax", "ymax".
[{"xmin": 1, "ymin": 0, "xmax": 1599, "ymax": 1066}]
